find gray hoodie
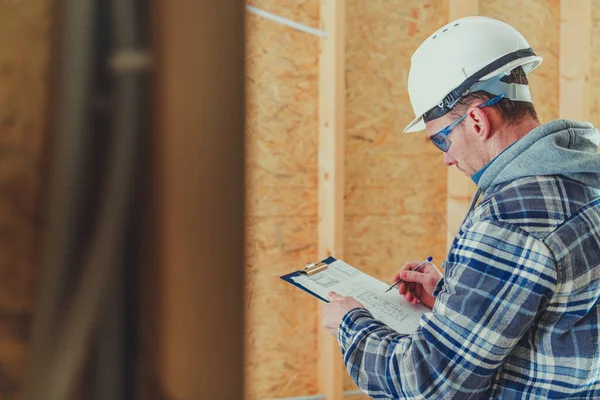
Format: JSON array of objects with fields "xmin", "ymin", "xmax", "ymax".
[{"xmin": 477, "ymin": 119, "xmax": 600, "ymax": 192}]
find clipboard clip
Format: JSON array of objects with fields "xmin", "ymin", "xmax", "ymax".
[{"xmin": 300, "ymin": 261, "xmax": 328, "ymax": 276}]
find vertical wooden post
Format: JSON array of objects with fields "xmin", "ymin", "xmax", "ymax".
[
  {"xmin": 449, "ymin": 0, "xmax": 479, "ymax": 22},
  {"xmin": 318, "ymin": 0, "xmax": 345, "ymax": 399},
  {"xmin": 154, "ymin": 0, "xmax": 245, "ymax": 399},
  {"xmin": 447, "ymin": 0, "xmax": 479, "ymax": 250},
  {"xmin": 560, "ymin": 0, "xmax": 591, "ymax": 121}
]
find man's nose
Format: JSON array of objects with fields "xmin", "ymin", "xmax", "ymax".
[{"xmin": 443, "ymin": 151, "xmax": 456, "ymax": 167}]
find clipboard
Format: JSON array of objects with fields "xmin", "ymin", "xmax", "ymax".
[
  {"xmin": 280, "ymin": 256, "xmax": 337, "ymax": 302},
  {"xmin": 280, "ymin": 256, "xmax": 430, "ymax": 334}
]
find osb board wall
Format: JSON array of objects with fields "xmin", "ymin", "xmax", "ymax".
[
  {"xmin": 245, "ymin": 0, "xmax": 321, "ymax": 398},
  {"xmin": 591, "ymin": 0, "xmax": 600, "ymax": 127},
  {"xmin": 343, "ymin": 0, "xmax": 449, "ymax": 391},
  {"xmin": 480, "ymin": 0, "xmax": 560, "ymax": 124},
  {"xmin": 0, "ymin": 0, "xmax": 52, "ymax": 398},
  {"xmin": 245, "ymin": 0, "xmax": 449, "ymax": 397},
  {"xmin": 246, "ymin": 0, "xmax": 568, "ymax": 398}
]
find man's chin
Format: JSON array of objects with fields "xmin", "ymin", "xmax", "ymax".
[{"xmin": 456, "ymin": 165, "xmax": 471, "ymax": 177}]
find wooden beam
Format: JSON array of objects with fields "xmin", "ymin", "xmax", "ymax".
[
  {"xmin": 155, "ymin": 0, "xmax": 245, "ymax": 399},
  {"xmin": 447, "ymin": 0, "xmax": 479, "ymax": 250},
  {"xmin": 449, "ymin": 0, "xmax": 479, "ymax": 21},
  {"xmin": 560, "ymin": 0, "xmax": 591, "ymax": 120},
  {"xmin": 317, "ymin": 0, "xmax": 345, "ymax": 399}
]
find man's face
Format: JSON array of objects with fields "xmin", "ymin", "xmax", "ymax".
[{"xmin": 424, "ymin": 114, "xmax": 485, "ymax": 176}]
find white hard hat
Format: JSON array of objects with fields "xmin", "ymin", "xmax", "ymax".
[{"xmin": 403, "ymin": 16, "xmax": 543, "ymax": 133}]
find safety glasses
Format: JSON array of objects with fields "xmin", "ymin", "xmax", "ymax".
[{"xmin": 428, "ymin": 93, "xmax": 506, "ymax": 152}]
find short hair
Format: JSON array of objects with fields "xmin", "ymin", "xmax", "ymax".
[{"xmin": 448, "ymin": 66, "xmax": 539, "ymax": 125}]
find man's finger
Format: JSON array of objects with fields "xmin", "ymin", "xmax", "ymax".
[
  {"xmin": 398, "ymin": 282, "xmax": 406, "ymax": 295},
  {"xmin": 403, "ymin": 270, "xmax": 432, "ymax": 286},
  {"xmin": 328, "ymin": 291, "xmax": 343, "ymax": 301},
  {"xmin": 393, "ymin": 261, "xmax": 421, "ymax": 281}
]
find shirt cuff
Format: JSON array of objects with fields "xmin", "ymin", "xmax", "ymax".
[
  {"xmin": 432, "ymin": 277, "xmax": 445, "ymax": 297},
  {"xmin": 337, "ymin": 307, "xmax": 375, "ymax": 354}
]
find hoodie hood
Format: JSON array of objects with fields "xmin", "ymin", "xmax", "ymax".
[{"xmin": 477, "ymin": 119, "xmax": 600, "ymax": 192}]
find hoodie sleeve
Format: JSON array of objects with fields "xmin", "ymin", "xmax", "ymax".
[{"xmin": 337, "ymin": 220, "xmax": 557, "ymax": 399}]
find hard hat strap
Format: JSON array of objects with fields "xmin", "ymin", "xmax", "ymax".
[{"xmin": 423, "ymin": 48, "xmax": 537, "ymax": 123}]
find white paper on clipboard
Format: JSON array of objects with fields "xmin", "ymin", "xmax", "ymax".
[{"xmin": 289, "ymin": 258, "xmax": 430, "ymax": 334}]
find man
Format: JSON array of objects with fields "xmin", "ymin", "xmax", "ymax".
[{"xmin": 322, "ymin": 16, "xmax": 600, "ymax": 399}]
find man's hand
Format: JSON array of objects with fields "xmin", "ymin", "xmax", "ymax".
[
  {"xmin": 395, "ymin": 260, "xmax": 442, "ymax": 309},
  {"xmin": 321, "ymin": 291, "xmax": 365, "ymax": 337}
]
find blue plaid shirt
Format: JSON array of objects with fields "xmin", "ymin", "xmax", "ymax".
[{"xmin": 338, "ymin": 175, "xmax": 600, "ymax": 399}]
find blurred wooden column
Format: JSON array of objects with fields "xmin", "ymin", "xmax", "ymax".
[
  {"xmin": 560, "ymin": 0, "xmax": 591, "ymax": 120},
  {"xmin": 317, "ymin": 0, "xmax": 345, "ymax": 399},
  {"xmin": 153, "ymin": 1, "xmax": 245, "ymax": 399},
  {"xmin": 446, "ymin": 0, "xmax": 479, "ymax": 250}
]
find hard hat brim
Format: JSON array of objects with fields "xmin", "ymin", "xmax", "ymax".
[
  {"xmin": 479, "ymin": 55, "xmax": 543, "ymax": 81},
  {"xmin": 403, "ymin": 116, "xmax": 425, "ymax": 133}
]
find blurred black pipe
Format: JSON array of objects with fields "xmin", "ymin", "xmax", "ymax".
[{"xmin": 26, "ymin": 0, "xmax": 149, "ymax": 397}]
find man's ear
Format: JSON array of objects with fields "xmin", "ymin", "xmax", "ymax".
[{"xmin": 467, "ymin": 107, "xmax": 492, "ymax": 141}]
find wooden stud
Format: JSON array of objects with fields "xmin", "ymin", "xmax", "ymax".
[
  {"xmin": 449, "ymin": 0, "xmax": 479, "ymax": 21},
  {"xmin": 155, "ymin": 0, "xmax": 245, "ymax": 398},
  {"xmin": 318, "ymin": 0, "xmax": 345, "ymax": 399},
  {"xmin": 447, "ymin": 0, "xmax": 479, "ymax": 250},
  {"xmin": 560, "ymin": 0, "xmax": 591, "ymax": 121}
]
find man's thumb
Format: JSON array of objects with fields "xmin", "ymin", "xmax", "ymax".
[{"xmin": 328, "ymin": 291, "xmax": 343, "ymax": 301}]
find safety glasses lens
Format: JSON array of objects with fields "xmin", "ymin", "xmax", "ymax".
[{"xmin": 430, "ymin": 134, "xmax": 449, "ymax": 152}]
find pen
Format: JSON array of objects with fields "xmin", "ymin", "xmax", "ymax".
[{"xmin": 384, "ymin": 256, "xmax": 433, "ymax": 293}]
